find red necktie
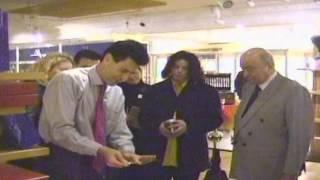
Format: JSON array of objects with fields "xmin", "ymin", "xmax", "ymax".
[{"xmin": 92, "ymin": 84, "xmax": 107, "ymax": 172}]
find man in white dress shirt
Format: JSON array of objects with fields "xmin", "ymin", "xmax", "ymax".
[{"xmin": 39, "ymin": 40, "xmax": 150, "ymax": 179}]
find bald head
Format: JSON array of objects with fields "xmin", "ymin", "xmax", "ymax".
[
  {"xmin": 240, "ymin": 48, "xmax": 275, "ymax": 85},
  {"xmin": 240, "ymin": 48, "xmax": 274, "ymax": 69}
]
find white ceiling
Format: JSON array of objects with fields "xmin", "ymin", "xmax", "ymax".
[{"xmin": 4, "ymin": 0, "xmax": 320, "ymax": 46}]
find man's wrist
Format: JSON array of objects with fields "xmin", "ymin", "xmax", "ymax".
[{"xmin": 97, "ymin": 146, "xmax": 111, "ymax": 156}]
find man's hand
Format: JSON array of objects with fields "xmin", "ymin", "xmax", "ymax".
[
  {"xmin": 122, "ymin": 152, "xmax": 142, "ymax": 165},
  {"xmin": 159, "ymin": 119, "xmax": 187, "ymax": 138},
  {"xmin": 138, "ymin": 155, "xmax": 157, "ymax": 165},
  {"xmin": 159, "ymin": 120, "xmax": 175, "ymax": 138},
  {"xmin": 97, "ymin": 147, "xmax": 130, "ymax": 168},
  {"xmin": 171, "ymin": 119, "xmax": 187, "ymax": 137},
  {"xmin": 122, "ymin": 152, "xmax": 157, "ymax": 165}
]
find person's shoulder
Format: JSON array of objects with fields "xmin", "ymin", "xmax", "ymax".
[
  {"xmin": 151, "ymin": 79, "xmax": 169, "ymax": 89},
  {"xmin": 51, "ymin": 68, "xmax": 85, "ymax": 80},
  {"xmin": 49, "ymin": 68, "xmax": 89, "ymax": 88},
  {"xmin": 196, "ymin": 82, "xmax": 217, "ymax": 92},
  {"xmin": 140, "ymin": 82, "xmax": 151, "ymax": 88},
  {"xmin": 61, "ymin": 67, "xmax": 89, "ymax": 78},
  {"xmin": 280, "ymin": 75, "xmax": 302, "ymax": 88},
  {"xmin": 281, "ymin": 76, "xmax": 309, "ymax": 94},
  {"xmin": 138, "ymin": 82, "xmax": 151, "ymax": 93},
  {"xmin": 144, "ymin": 80, "xmax": 168, "ymax": 95},
  {"xmin": 202, "ymin": 82, "xmax": 214, "ymax": 88},
  {"xmin": 108, "ymin": 84, "xmax": 124, "ymax": 96},
  {"xmin": 110, "ymin": 84, "xmax": 122, "ymax": 90},
  {"xmin": 118, "ymin": 82, "xmax": 128, "ymax": 90},
  {"xmin": 49, "ymin": 70, "xmax": 75, "ymax": 84}
]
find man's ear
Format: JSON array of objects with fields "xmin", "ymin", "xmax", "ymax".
[{"xmin": 102, "ymin": 54, "xmax": 112, "ymax": 63}]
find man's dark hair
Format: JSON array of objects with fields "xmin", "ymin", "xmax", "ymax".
[
  {"xmin": 312, "ymin": 36, "xmax": 320, "ymax": 52},
  {"xmin": 102, "ymin": 40, "xmax": 149, "ymax": 65},
  {"xmin": 234, "ymin": 71, "xmax": 246, "ymax": 99},
  {"xmin": 161, "ymin": 50, "xmax": 204, "ymax": 84},
  {"xmin": 74, "ymin": 49, "xmax": 101, "ymax": 65}
]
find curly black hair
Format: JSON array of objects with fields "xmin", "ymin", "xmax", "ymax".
[{"xmin": 161, "ymin": 50, "xmax": 204, "ymax": 84}]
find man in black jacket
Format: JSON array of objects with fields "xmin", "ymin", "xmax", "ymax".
[{"xmin": 139, "ymin": 51, "xmax": 223, "ymax": 180}]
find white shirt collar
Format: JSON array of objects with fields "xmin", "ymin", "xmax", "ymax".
[{"xmin": 259, "ymin": 71, "xmax": 277, "ymax": 90}]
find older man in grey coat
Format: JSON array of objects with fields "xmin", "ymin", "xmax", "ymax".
[{"xmin": 230, "ymin": 48, "xmax": 314, "ymax": 180}]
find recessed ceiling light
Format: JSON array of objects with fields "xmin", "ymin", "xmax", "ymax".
[
  {"xmin": 247, "ymin": 0, "xmax": 255, "ymax": 7},
  {"xmin": 217, "ymin": 0, "xmax": 234, "ymax": 9}
]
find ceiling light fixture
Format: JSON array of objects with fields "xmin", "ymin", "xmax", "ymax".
[
  {"xmin": 34, "ymin": 31, "xmax": 43, "ymax": 43},
  {"xmin": 247, "ymin": 0, "xmax": 255, "ymax": 7},
  {"xmin": 211, "ymin": 6, "xmax": 225, "ymax": 25},
  {"xmin": 212, "ymin": 6, "xmax": 221, "ymax": 19},
  {"xmin": 217, "ymin": 0, "xmax": 234, "ymax": 9}
]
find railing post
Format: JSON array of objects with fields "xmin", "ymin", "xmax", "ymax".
[{"xmin": 0, "ymin": 9, "xmax": 9, "ymax": 71}]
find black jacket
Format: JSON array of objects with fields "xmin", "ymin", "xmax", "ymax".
[
  {"xmin": 139, "ymin": 79, "xmax": 223, "ymax": 173},
  {"xmin": 119, "ymin": 81, "xmax": 150, "ymax": 112}
]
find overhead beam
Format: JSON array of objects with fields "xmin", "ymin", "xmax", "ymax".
[{"xmin": 10, "ymin": 0, "xmax": 166, "ymax": 18}]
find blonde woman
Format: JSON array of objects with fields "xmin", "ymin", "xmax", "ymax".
[
  {"xmin": 30, "ymin": 53, "xmax": 74, "ymax": 86},
  {"xmin": 30, "ymin": 53, "xmax": 73, "ymax": 126}
]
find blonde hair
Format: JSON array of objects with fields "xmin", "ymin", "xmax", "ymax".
[{"xmin": 30, "ymin": 53, "xmax": 73, "ymax": 85}]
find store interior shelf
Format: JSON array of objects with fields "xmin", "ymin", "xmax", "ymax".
[
  {"xmin": 297, "ymin": 68, "xmax": 320, "ymax": 72},
  {"xmin": 0, "ymin": 163, "xmax": 49, "ymax": 180},
  {"xmin": 309, "ymin": 90, "xmax": 320, "ymax": 96},
  {"xmin": 306, "ymin": 70, "xmax": 320, "ymax": 162},
  {"xmin": 0, "ymin": 72, "xmax": 47, "ymax": 81},
  {"xmin": 310, "ymin": 90, "xmax": 320, "ymax": 96},
  {"xmin": 0, "ymin": 146, "xmax": 49, "ymax": 163},
  {"xmin": 0, "ymin": 72, "xmax": 50, "ymax": 179},
  {"xmin": 0, "ymin": 107, "xmax": 26, "ymax": 116}
]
